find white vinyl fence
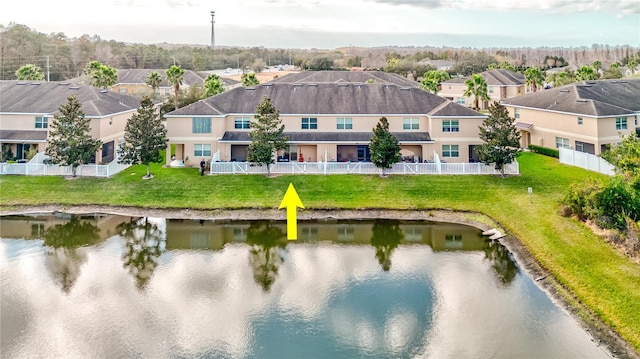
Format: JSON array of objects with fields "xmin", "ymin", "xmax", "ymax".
[
  {"xmin": 0, "ymin": 153, "xmax": 130, "ymax": 177},
  {"xmin": 559, "ymin": 147, "xmax": 615, "ymax": 176},
  {"xmin": 209, "ymin": 160, "xmax": 519, "ymax": 176}
]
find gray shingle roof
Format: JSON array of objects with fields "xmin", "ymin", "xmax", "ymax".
[
  {"xmin": 220, "ymin": 131, "xmax": 432, "ymax": 142},
  {"xmin": 266, "ymin": 71, "xmax": 418, "ymax": 87},
  {"xmin": 0, "ymin": 130, "xmax": 48, "ymax": 142},
  {"xmin": 116, "ymin": 69, "xmax": 239, "ymax": 87},
  {"xmin": 443, "ymin": 69, "xmax": 524, "ymax": 86},
  {"xmin": 0, "ymin": 81, "xmax": 141, "ymax": 117},
  {"xmin": 166, "ymin": 83, "xmax": 481, "ymax": 117},
  {"xmin": 501, "ymin": 79, "xmax": 640, "ymax": 117}
]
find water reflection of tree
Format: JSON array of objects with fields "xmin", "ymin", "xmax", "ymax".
[
  {"xmin": 370, "ymin": 220, "xmax": 404, "ymax": 272},
  {"xmin": 118, "ymin": 217, "xmax": 165, "ymax": 290},
  {"xmin": 484, "ymin": 241, "xmax": 519, "ymax": 286},
  {"xmin": 43, "ymin": 216, "xmax": 101, "ymax": 293},
  {"xmin": 246, "ymin": 221, "xmax": 287, "ymax": 292}
]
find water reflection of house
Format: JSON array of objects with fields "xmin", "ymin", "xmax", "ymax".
[
  {"xmin": 0, "ymin": 213, "xmax": 135, "ymax": 242},
  {"xmin": 163, "ymin": 219, "xmax": 485, "ymax": 251}
]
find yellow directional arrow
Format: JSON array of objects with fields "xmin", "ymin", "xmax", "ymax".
[{"xmin": 278, "ymin": 183, "xmax": 305, "ymax": 240}]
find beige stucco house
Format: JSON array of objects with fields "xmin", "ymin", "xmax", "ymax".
[
  {"xmin": 439, "ymin": 69, "xmax": 525, "ymax": 110},
  {"xmin": 163, "ymin": 71, "xmax": 486, "ymax": 166},
  {"xmin": 112, "ymin": 69, "xmax": 240, "ymax": 98},
  {"xmin": 501, "ymin": 79, "xmax": 640, "ymax": 154},
  {"xmin": 0, "ymin": 80, "xmax": 141, "ymax": 163}
]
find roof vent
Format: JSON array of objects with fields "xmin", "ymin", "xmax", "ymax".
[
  {"xmin": 58, "ymin": 82, "xmax": 70, "ymax": 85},
  {"xmin": 400, "ymin": 87, "xmax": 410, "ymax": 91},
  {"xmin": 308, "ymin": 83, "xmax": 317, "ymax": 87},
  {"xmin": 577, "ymin": 99, "xmax": 588, "ymax": 103},
  {"xmin": 245, "ymin": 87, "xmax": 256, "ymax": 91},
  {"xmin": 586, "ymin": 81, "xmax": 597, "ymax": 85},
  {"xmin": 100, "ymin": 90, "xmax": 108, "ymax": 93},
  {"xmin": 559, "ymin": 89, "xmax": 569, "ymax": 93},
  {"xmin": 338, "ymin": 83, "xmax": 349, "ymax": 87},
  {"xmin": 262, "ymin": 83, "xmax": 272, "ymax": 87},
  {"xmin": 30, "ymin": 82, "xmax": 41, "ymax": 86},
  {"xmin": 293, "ymin": 83, "xmax": 303, "ymax": 87},
  {"xmin": 69, "ymin": 86, "xmax": 80, "ymax": 90},
  {"xmin": 16, "ymin": 81, "xmax": 27, "ymax": 85}
]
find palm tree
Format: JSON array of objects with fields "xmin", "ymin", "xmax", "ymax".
[
  {"xmin": 576, "ymin": 65, "xmax": 600, "ymax": 81},
  {"xmin": 15, "ymin": 64, "xmax": 44, "ymax": 80},
  {"xmin": 202, "ymin": 73, "xmax": 225, "ymax": 98},
  {"xmin": 166, "ymin": 65, "xmax": 185, "ymax": 110},
  {"xmin": 420, "ymin": 70, "xmax": 450, "ymax": 93},
  {"xmin": 145, "ymin": 71, "xmax": 162, "ymax": 97},
  {"xmin": 463, "ymin": 74, "xmax": 490, "ymax": 110},
  {"xmin": 524, "ymin": 66, "xmax": 544, "ymax": 92},
  {"xmin": 592, "ymin": 60, "xmax": 602, "ymax": 72}
]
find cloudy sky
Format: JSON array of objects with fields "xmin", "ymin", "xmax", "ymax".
[{"xmin": 1, "ymin": 0, "xmax": 639, "ymax": 48}]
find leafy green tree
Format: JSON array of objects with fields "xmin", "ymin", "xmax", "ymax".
[
  {"xmin": 84, "ymin": 60, "xmax": 117, "ymax": 89},
  {"xmin": 602, "ymin": 67, "xmax": 623, "ymax": 79},
  {"xmin": 15, "ymin": 64, "xmax": 44, "ymax": 80},
  {"xmin": 497, "ymin": 61, "xmax": 515, "ymax": 71},
  {"xmin": 202, "ymin": 73, "xmax": 225, "ymax": 98},
  {"xmin": 546, "ymin": 71, "xmax": 576, "ymax": 87},
  {"xmin": 166, "ymin": 65, "xmax": 185, "ymax": 110},
  {"xmin": 247, "ymin": 96, "xmax": 288, "ymax": 177},
  {"xmin": 420, "ymin": 70, "xmax": 450, "ymax": 93},
  {"xmin": 369, "ymin": 117, "xmax": 401, "ymax": 176},
  {"xmin": 476, "ymin": 103, "xmax": 521, "ymax": 176},
  {"xmin": 118, "ymin": 97, "xmax": 168, "ymax": 179},
  {"xmin": 576, "ymin": 65, "xmax": 600, "ymax": 81},
  {"xmin": 592, "ymin": 60, "xmax": 602, "ymax": 72},
  {"xmin": 628, "ymin": 59, "xmax": 638, "ymax": 74},
  {"xmin": 145, "ymin": 71, "xmax": 162, "ymax": 96},
  {"xmin": 463, "ymin": 74, "xmax": 490, "ymax": 110},
  {"xmin": 45, "ymin": 95, "xmax": 102, "ymax": 177},
  {"xmin": 524, "ymin": 66, "xmax": 544, "ymax": 92},
  {"xmin": 601, "ymin": 132, "xmax": 640, "ymax": 182},
  {"xmin": 241, "ymin": 73, "xmax": 260, "ymax": 86},
  {"xmin": 610, "ymin": 62, "xmax": 621, "ymax": 69}
]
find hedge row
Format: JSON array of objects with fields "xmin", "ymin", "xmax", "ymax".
[{"xmin": 528, "ymin": 144, "xmax": 559, "ymax": 158}]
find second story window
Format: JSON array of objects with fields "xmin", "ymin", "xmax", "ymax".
[
  {"xmin": 336, "ymin": 117, "xmax": 352, "ymax": 130},
  {"xmin": 403, "ymin": 118, "xmax": 419, "ymax": 130},
  {"xmin": 35, "ymin": 116, "xmax": 48, "ymax": 129},
  {"xmin": 577, "ymin": 117, "xmax": 583, "ymax": 125},
  {"xmin": 514, "ymin": 108, "xmax": 520, "ymax": 119},
  {"xmin": 302, "ymin": 117, "xmax": 317, "ymax": 130},
  {"xmin": 234, "ymin": 117, "xmax": 251, "ymax": 129},
  {"xmin": 616, "ymin": 117, "xmax": 627, "ymax": 130},
  {"xmin": 442, "ymin": 120, "xmax": 459, "ymax": 132},
  {"xmin": 192, "ymin": 117, "xmax": 211, "ymax": 133},
  {"xmin": 489, "ymin": 87, "xmax": 494, "ymax": 94}
]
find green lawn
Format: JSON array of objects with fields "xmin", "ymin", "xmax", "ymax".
[{"xmin": 1, "ymin": 152, "xmax": 639, "ymax": 352}]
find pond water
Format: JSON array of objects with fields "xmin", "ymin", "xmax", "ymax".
[{"xmin": 0, "ymin": 213, "xmax": 609, "ymax": 358}]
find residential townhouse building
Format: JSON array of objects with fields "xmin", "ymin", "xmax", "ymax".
[
  {"xmin": 0, "ymin": 81, "xmax": 142, "ymax": 163},
  {"xmin": 439, "ymin": 69, "xmax": 525, "ymax": 110},
  {"xmin": 163, "ymin": 71, "xmax": 486, "ymax": 166},
  {"xmin": 501, "ymin": 79, "xmax": 640, "ymax": 154}
]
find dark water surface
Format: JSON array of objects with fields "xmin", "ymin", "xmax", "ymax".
[{"xmin": 0, "ymin": 213, "xmax": 609, "ymax": 358}]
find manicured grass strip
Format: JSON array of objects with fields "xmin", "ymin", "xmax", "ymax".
[{"xmin": 1, "ymin": 152, "xmax": 639, "ymax": 352}]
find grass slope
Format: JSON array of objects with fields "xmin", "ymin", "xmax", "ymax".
[{"xmin": 1, "ymin": 152, "xmax": 639, "ymax": 351}]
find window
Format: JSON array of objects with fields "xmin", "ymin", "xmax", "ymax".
[
  {"xmin": 577, "ymin": 117, "xmax": 583, "ymax": 125},
  {"xmin": 489, "ymin": 87, "xmax": 494, "ymax": 94},
  {"xmin": 35, "ymin": 116, "xmax": 48, "ymax": 129},
  {"xmin": 442, "ymin": 120, "xmax": 459, "ymax": 132},
  {"xmin": 555, "ymin": 137, "xmax": 570, "ymax": 149},
  {"xmin": 403, "ymin": 118, "xmax": 419, "ymax": 130},
  {"xmin": 442, "ymin": 144, "xmax": 459, "ymax": 157},
  {"xmin": 194, "ymin": 144, "xmax": 212, "ymax": 157},
  {"xmin": 616, "ymin": 117, "xmax": 627, "ymax": 130},
  {"xmin": 119, "ymin": 88, "xmax": 127, "ymax": 94},
  {"xmin": 302, "ymin": 117, "xmax": 317, "ymax": 130},
  {"xmin": 514, "ymin": 108, "xmax": 520, "ymax": 119},
  {"xmin": 234, "ymin": 117, "xmax": 251, "ymax": 129},
  {"xmin": 456, "ymin": 97, "xmax": 465, "ymax": 105},
  {"xmin": 336, "ymin": 117, "xmax": 352, "ymax": 130},
  {"xmin": 192, "ymin": 117, "xmax": 211, "ymax": 133}
]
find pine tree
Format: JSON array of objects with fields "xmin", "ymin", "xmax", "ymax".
[
  {"xmin": 476, "ymin": 103, "xmax": 521, "ymax": 176},
  {"xmin": 247, "ymin": 97, "xmax": 288, "ymax": 176},
  {"xmin": 118, "ymin": 97, "xmax": 168, "ymax": 179},
  {"xmin": 46, "ymin": 95, "xmax": 102, "ymax": 177},
  {"xmin": 369, "ymin": 117, "xmax": 401, "ymax": 176}
]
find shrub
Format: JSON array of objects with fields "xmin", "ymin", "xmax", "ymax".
[
  {"xmin": 563, "ymin": 178, "xmax": 603, "ymax": 221},
  {"xmin": 528, "ymin": 144, "xmax": 559, "ymax": 158},
  {"xmin": 594, "ymin": 176, "xmax": 640, "ymax": 229}
]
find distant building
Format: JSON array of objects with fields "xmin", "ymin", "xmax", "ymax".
[
  {"xmin": 439, "ymin": 69, "xmax": 525, "ymax": 110},
  {"xmin": 418, "ymin": 59, "xmax": 454, "ymax": 71},
  {"xmin": 112, "ymin": 69, "xmax": 240, "ymax": 98}
]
